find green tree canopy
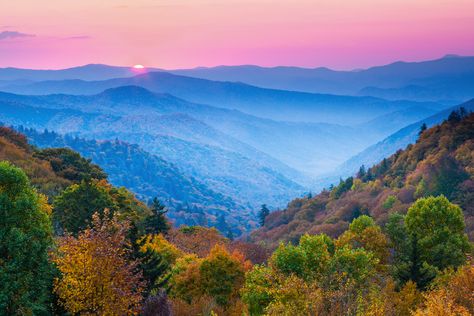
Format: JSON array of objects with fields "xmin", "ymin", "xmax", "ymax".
[
  {"xmin": 405, "ymin": 195, "xmax": 470, "ymax": 272},
  {"xmin": 0, "ymin": 161, "xmax": 54, "ymax": 314}
]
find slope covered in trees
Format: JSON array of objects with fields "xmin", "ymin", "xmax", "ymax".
[
  {"xmin": 1, "ymin": 114, "xmax": 473, "ymax": 314},
  {"xmin": 2, "ymin": 126, "xmax": 258, "ymax": 235},
  {"xmin": 251, "ymin": 110, "xmax": 474, "ymax": 247}
]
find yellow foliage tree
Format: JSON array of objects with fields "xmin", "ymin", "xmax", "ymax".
[
  {"xmin": 139, "ymin": 233, "xmax": 183, "ymax": 266},
  {"xmin": 52, "ymin": 211, "xmax": 145, "ymax": 315}
]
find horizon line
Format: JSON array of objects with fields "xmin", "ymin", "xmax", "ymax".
[{"xmin": 0, "ymin": 54, "xmax": 470, "ymax": 73}]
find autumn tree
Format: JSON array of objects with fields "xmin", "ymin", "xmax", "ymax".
[
  {"xmin": 52, "ymin": 211, "xmax": 145, "ymax": 315},
  {"xmin": 336, "ymin": 215, "xmax": 389, "ymax": 267},
  {"xmin": 0, "ymin": 162, "xmax": 54, "ymax": 315},
  {"xmin": 413, "ymin": 265, "xmax": 474, "ymax": 315},
  {"xmin": 243, "ymin": 232, "xmax": 379, "ymax": 315},
  {"xmin": 168, "ymin": 226, "xmax": 227, "ymax": 257},
  {"xmin": 169, "ymin": 245, "xmax": 250, "ymax": 310}
]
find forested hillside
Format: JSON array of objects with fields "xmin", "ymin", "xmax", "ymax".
[
  {"xmin": 1, "ymin": 124, "xmax": 472, "ymax": 314},
  {"xmin": 251, "ymin": 109, "xmax": 474, "ymax": 247},
  {"xmin": 2, "ymin": 125, "xmax": 260, "ymax": 235}
]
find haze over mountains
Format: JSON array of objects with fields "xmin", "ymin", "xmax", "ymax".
[{"xmin": 0, "ymin": 55, "xmax": 473, "ymax": 234}]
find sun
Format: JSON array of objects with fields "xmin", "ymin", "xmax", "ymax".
[{"xmin": 133, "ymin": 64, "xmax": 145, "ymax": 69}]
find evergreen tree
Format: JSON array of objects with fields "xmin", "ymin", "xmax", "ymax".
[
  {"xmin": 448, "ymin": 110, "xmax": 461, "ymax": 123},
  {"xmin": 0, "ymin": 162, "xmax": 54, "ymax": 314},
  {"xmin": 418, "ymin": 123, "xmax": 427, "ymax": 136},
  {"xmin": 144, "ymin": 198, "xmax": 170, "ymax": 235},
  {"xmin": 259, "ymin": 204, "xmax": 270, "ymax": 227},
  {"xmin": 387, "ymin": 196, "xmax": 470, "ymax": 289},
  {"xmin": 357, "ymin": 165, "xmax": 366, "ymax": 178}
]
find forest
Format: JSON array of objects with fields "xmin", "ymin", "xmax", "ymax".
[{"xmin": 1, "ymin": 110, "xmax": 473, "ymax": 315}]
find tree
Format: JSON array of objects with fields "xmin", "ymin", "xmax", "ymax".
[
  {"xmin": 447, "ymin": 109, "xmax": 462, "ymax": 123},
  {"xmin": 168, "ymin": 245, "xmax": 250, "ymax": 309},
  {"xmin": 34, "ymin": 147, "xmax": 107, "ymax": 182},
  {"xmin": 357, "ymin": 165, "xmax": 366, "ymax": 178},
  {"xmin": 336, "ymin": 215, "xmax": 389, "ymax": 267},
  {"xmin": 388, "ymin": 196, "xmax": 470, "ymax": 289},
  {"xmin": 138, "ymin": 233, "xmax": 183, "ymax": 294},
  {"xmin": 144, "ymin": 197, "xmax": 170, "ymax": 235},
  {"xmin": 0, "ymin": 162, "xmax": 54, "ymax": 315},
  {"xmin": 406, "ymin": 196, "xmax": 470, "ymax": 272},
  {"xmin": 52, "ymin": 211, "xmax": 145, "ymax": 315},
  {"xmin": 418, "ymin": 123, "xmax": 427, "ymax": 137},
  {"xmin": 53, "ymin": 179, "xmax": 150, "ymax": 235},
  {"xmin": 259, "ymin": 204, "xmax": 270, "ymax": 227}
]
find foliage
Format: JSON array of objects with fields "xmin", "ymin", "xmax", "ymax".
[
  {"xmin": 330, "ymin": 177, "xmax": 354, "ymax": 199},
  {"xmin": 169, "ymin": 244, "xmax": 250, "ymax": 310},
  {"xmin": 413, "ymin": 265, "xmax": 474, "ymax": 316},
  {"xmin": 386, "ymin": 196, "xmax": 470, "ymax": 289},
  {"xmin": 53, "ymin": 179, "xmax": 150, "ymax": 234},
  {"xmin": 336, "ymin": 215, "xmax": 389, "ymax": 267},
  {"xmin": 144, "ymin": 197, "xmax": 170, "ymax": 235},
  {"xmin": 0, "ymin": 128, "xmax": 71, "ymax": 198},
  {"xmin": 251, "ymin": 112, "xmax": 474, "ymax": 247},
  {"xmin": 168, "ymin": 226, "xmax": 228, "ymax": 258},
  {"xmin": 52, "ymin": 211, "xmax": 145, "ymax": 315},
  {"xmin": 0, "ymin": 161, "xmax": 54, "ymax": 315},
  {"xmin": 34, "ymin": 147, "xmax": 106, "ymax": 182}
]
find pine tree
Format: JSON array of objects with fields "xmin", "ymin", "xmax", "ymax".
[
  {"xmin": 357, "ymin": 165, "xmax": 366, "ymax": 178},
  {"xmin": 259, "ymin": 204, "xmax": 270, "ymax": 227},
  {"xmin": 145, "ymin": 198, "xmax": 170, "ymax": 235},
  {"xmin": 418, "ymin": 123, "xmax": 427, "ymax": 136}
]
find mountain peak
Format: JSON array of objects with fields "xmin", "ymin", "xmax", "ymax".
[{"xmin": 98, "ymin": 85, "xmax": 156, "ymax": 99}]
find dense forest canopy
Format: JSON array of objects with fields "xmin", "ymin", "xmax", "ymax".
[{"xmin": 1, "ymin": 112, "xmax": 473, "ymax": 315}]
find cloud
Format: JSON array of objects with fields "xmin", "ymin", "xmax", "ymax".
[
  {"xmin": 0, "ymin": 31, "xmax": 35, "ymax": 40},
  {"xmin": 64, "ymin": 35, "xmax": 91, "ymax": 40}
]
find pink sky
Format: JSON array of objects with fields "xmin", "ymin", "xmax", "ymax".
[{"xmin": 1, "ymin": 0, "xmax": 474, "ymax": 70}]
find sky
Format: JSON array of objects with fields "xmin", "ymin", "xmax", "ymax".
[{"xmin": 1, "ymin": 0, "xmax": 474, "ymax": 70}]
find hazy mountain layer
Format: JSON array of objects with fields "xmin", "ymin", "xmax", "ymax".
[{"xmin": 0, "ymin": 71, "xmax": 445, "ymax": 125}]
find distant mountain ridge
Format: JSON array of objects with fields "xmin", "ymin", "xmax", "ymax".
[
  {"xmin": 0, "ymin": 71, "xmax": 446, "ymax": 125},
  {"xmin": 0, "ymin": 64, "xmax": 162, "ymax": 81},
  {"xmin": 169, "ymin": 55, "xmax": 474, "ymax": 102},
  {"xmin": 0, "ymin": 86, "xmax": 439, "ymax": 178}
]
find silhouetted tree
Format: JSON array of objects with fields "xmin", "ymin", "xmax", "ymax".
[
  {"xmin": 259, "ymin": 204, "xmax": 270, "ymax": 227},
  {"xmin": 418, "ymin": 123, "xmax": 427, "ymax": 136}
]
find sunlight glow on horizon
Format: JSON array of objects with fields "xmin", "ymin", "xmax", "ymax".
[{"xmin": 1, "ymin": 0, "xmax": 474, "ymax": 70}]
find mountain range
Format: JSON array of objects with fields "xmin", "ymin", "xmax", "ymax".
[
  {"xmin": 2, "ymin": 55, "xmax": 472, "ymax": 104},
  {"xmin": 0, "ymin": 56, "xmax": 473, "ymax": 235}
]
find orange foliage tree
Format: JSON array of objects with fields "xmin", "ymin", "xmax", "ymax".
[{"xmin": 168, "ymin": 244, "xmax": 251, "ymax": 314}]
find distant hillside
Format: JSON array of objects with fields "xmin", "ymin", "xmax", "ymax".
[
  {"xmin": 335, "ymin": 99, "xmax": 474, "ymax": 179},
  {"xmin": 170, "ymin": 55, "xmax": 474, "ymax": 102},
  {"xmin": 0, "ymin": 91, "xmax": 308, "ymax": 208},
  {"xmin": 0, "ymin": 71, "xmax": 445, "ymax": 125},
  {"xmin": 0, "ymin": 126, "xmax": 71, "ymax": 197},
  {"xmin": 15, "ymin": 127, "xmax": 257, "ymax": 235},
  {"xmin": 0, "ymin": 87, "xmax": 395, "ymax": 178},
  {"xmin": 250, "ymin": 110, "xmax": 474, "ymax": 247}
]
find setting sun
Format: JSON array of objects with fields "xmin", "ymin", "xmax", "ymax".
[{"xmin": 133, "ymin": 64, "xmax": 145, "ymax": 69}]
